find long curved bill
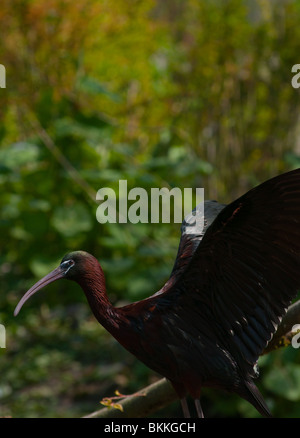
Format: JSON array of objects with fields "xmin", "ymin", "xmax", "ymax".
[{"xmin": 14, "ymin": 266, "xmax": 64, "ymax": 316}]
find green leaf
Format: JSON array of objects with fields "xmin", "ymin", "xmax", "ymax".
[
  {"xmin": 53, "ymin": 118, "xmax": 107, "ymax": 141},
  {"xmin": 29, "ymin": 256, "xmax": 62, "ymax": 278},
  {"xmin": 51, "ymin": 203, "xmax": 93, "ymax": 237},
  {"xmin": 264, "ymin": 363, "xmax": 300, "ymax": 401},
  {"xmin": 76, "ymin": 75, "xmax": 121, "ymax": 102},
  {"xmin": 0, "ymin": 142, "xmax": 39, "ymax": 169}
]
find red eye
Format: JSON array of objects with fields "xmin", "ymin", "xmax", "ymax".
[{"xmin": 60, "ymin": 260, "xmax": 74, "ymax": 274}]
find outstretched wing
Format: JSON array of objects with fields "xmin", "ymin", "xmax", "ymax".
[
  {"xmin": 169, "ymin": 200, "xmax": 227, "ymax": 280},
  {"xmin": 157, "ymin": 169, "xmax": 300, "ymax": 373},
  {"xmin": 152, "ymin": 200, "xmax": 226, "ymax": 297}
]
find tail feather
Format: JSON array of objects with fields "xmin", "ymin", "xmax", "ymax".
[{"xmin": 243, "ymin": 380, "xmax": 272, "ymax": 418}]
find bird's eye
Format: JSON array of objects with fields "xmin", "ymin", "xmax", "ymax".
[{"xmin": 60, "ymin": 259, "xmax": 75, "ymax": 274}]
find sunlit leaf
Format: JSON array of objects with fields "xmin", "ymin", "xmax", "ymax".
[
  {"xmin": 0, "ymin": 143, "xmax": 39, "ymax": 170},
  {"xmin": 51, "ymin": 203, "xmax": 93, "ymax": 237}
]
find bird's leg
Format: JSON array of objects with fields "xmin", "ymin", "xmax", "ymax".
[
  {"xmin": 195, "ymin": 399, "xmax": 204, "ymax": 418},
  {"xmin": 180, "ymin": 398, "xmax": 191, "ymax": 418}
]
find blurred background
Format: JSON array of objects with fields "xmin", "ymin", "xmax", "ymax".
[{"xmin": 1, "ymin": 0, "xmax": 300, "ymax": 418}]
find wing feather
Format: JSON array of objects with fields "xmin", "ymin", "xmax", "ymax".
[{"xmin": 154, "ymin": 169, "xmax": 300, "ymax": 374}]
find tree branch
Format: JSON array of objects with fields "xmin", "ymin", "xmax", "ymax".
[{"xmin": 83, "ymin": 378, "xmax": 177, "ymax": 418}]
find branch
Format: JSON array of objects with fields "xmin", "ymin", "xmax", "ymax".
[
  {"xmin": 32, "ymin": 118, "xmax": 97, "ymax": 202},
  {"xmin": 83, "ymin": 378, "xmax": 177, "ymax": 418},
  {"xmin": 20, "ymin": 105, "xmax": 97, "ymax": 203}
]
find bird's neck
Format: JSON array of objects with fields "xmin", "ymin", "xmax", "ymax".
[{"xmin": 76, "ymin": 264, "xmax": 127, "ymax": 337}]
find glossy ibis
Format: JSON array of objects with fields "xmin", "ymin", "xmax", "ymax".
[{"xmin": 15, "ymin": 169, "xmax": 300, "ymax": 417}]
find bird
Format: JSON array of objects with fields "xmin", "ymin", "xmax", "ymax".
[{"xmin": 14, "ymin": 168, "xmax": 300, "ymax": 418}]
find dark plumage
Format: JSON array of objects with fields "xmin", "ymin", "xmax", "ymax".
[{"xmin": 14, "ymin": 169, "xmax": 300, "ymax": 417}]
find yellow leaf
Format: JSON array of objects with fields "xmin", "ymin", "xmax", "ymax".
[
  {"xmin": 100, "ymin": 400, "xmax": 112, "ymax": 408},
  {"xmin": 113, "ymin": 403, "xmax": 124, "ymax": 412}
]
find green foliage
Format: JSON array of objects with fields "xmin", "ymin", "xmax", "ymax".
[{"xmin": 0, "ymin": 0, "xmax": 300, "ymax": 418}]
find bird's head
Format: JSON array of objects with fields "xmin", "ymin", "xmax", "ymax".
[{"xmin": 14, "ymin": 251, "xmax": 98, "ymax": 316}]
